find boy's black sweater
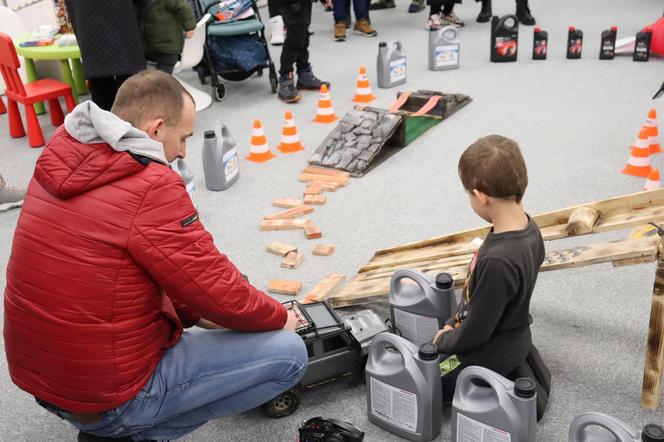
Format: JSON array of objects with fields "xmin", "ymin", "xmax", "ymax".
[{"xmin": 436, "ymin": 215, "xmax": 545, "ymax": 375}]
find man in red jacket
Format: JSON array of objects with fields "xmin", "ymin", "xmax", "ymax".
[{"xmin": 3, "ymin": 70, "xmax": 305, "ymax": 442}]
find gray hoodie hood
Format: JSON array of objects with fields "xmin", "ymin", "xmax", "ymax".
[{"xmin": 64, "ymin": 101, "xmax": 168, "ymax": 165}]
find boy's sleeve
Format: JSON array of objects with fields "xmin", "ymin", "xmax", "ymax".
[
  {"xmin": 170, "ymin": 0, "xmax": 197, "ymax": 31},
  {"xmin": 436, "ymin": 258, "xmax": 518, "ymax": 355},
  {"xmin": 128, "ymin": 171, "xmax": 287, "ymax": 332}
]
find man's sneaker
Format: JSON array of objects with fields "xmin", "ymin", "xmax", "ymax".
[
  {"xmin": 516, "ymin": 0, "xmax": 535, "ymax": 25},
  {"xmin": 0, "ymin": 175, "xmax": 25, "ymax": 212},
  {"xmin": 426, "ymin": 13, "xmax": 442, "ymax": 30},
  {"xmin": 407, "ymin": 0, "xmax": 425, "ymax": 13},
  {"xmin": 441, "ymin": 11, "xmax": 464, "ymax": 27},
  {"xmin": 369, "ymin": 0, "xmax": 395, "ymax": 10},
  {"xmin": 354, "ymin": 19, "xmax": 377, "ymax": 37},
  {"xmin": 476, "ymin": 0, "xmax": 492, "ymax": 22},
  {"xmin": 278, "ymin": 74, "xmax": 302, "ymax": 103},
  {"xmin": 269, "ymin": 15, "xmax": 285, "ymax": 45},
  {"xmin": 334, "ymin": 21, "xmax": 346, "ymax": 41},
  {"xmin": 297, "ymin": 70, "xmax": 330, "ymax": 90}
]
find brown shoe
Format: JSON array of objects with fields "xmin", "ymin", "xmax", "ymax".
[
  {"xmin": 354, "ymin": 19, "xmax": 377, "ymax": 37},
  {"xmin": 334, "ymin": 22, "xmax": 346, "ymax": 41}
]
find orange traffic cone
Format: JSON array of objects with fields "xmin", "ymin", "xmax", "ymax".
[
  {"xmin": 643, "ymin": 168, "xmax": 661, "ymax": 191},
  {"xmin": 313, "ymin": 84, "xmax": 338, "ymax": 124},
  {"xmin": 622, "ymin": 127, "xmax": 652, "ymax": 177},
  {"xmin": 353, "ymin": 66, "xmax": 375, "ymax": 103},
  {"xmin": 246, "ymin": 119, "xmax": 276, "ymax": 163},
  {"xmin": 277, "ymin": 111, "xmax": 305, "ymax": 154},
  {"xmin": 645, "ymin": 109, "xmax": 662, "ymax": 155}
]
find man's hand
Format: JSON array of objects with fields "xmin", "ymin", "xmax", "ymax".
[
  {"xmin": 432, "ymin": 324, "xmax": 454, "ymax": 344},
  {"xmin": 283, "ymin": 310, "xmax": 299, "ymax": 332},
  {"xmin": 196, "ymin": 318, "xmax": 224, "ymax": 329},
  {"xmin": 185, "ymin": 30, "xmax": 194, "ymax": 39}
]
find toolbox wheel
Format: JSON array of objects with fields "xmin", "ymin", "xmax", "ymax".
[{"xmin": 262, "ymin": 388, "xmax": 301, "ymax": 418}]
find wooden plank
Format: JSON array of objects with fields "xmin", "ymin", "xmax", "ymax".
[
  {"xmin": 299, "ymin": 172, "xmax": 349, "ymax": 186},
  {"xmin": 302, "ymin": 274, "xmax": 345, "ymax": 304},
  {"xmin": 304, "ymin": 185, "xmax": 322, "ymax": 196},
  {"xmin": 566, "ymin": 207, "xmax": 600, "ymax": 236},
  {"xmin": 304, "ymin": 221, "xmax": 322, "ymax": 240},
  {"xmin": 303, "ymin": 166, "xmax": 351, "ymax": 180},
  {"xmin": 266, "ymin": 241, "xmax": 297, "ymax": 257},
  {"xmin": 304, "ymin": 195, "xmax": 326, "ymax": 205},
  {"xmin": 359, "ymin": 241, "xmax": 478, "ymax": 273},
  {"xmin": 268, "ymin": 279, "xmax": 302, "ymax": 296},
  {"xmin": 261, "ymin": 218, "xmax": 308, "ymax": 231},
  {"xmin": 613, "ymin": 256, "xmax": 658, "ymax": 267},
  {"xmin": 313, "ymin": 244, "xmax": 335, "ymax": 256},
  {"xmin": 641, "ymin": 250, "xmax": 664, "ymax": 410},
  {"xmin": 273, "ymin": 198, "xmax": 303, "ymax": 209},
  {"xmin": 264, "ymin": 205, "xmax": 314, "ymax": 220},
  {"xmin": 281, "ymin": 251, "xmax": 304, "ymax": 269},
  {"xmin": 309, "ymin": 181, "xmax": 339, "ymax": 191}
]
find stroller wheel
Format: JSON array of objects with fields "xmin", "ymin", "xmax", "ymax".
[
  {"xmin": 214, "ymin": 83, "xmax": 227, "ymax": 102},
  {"xmin": 270, "ymin": 76, "xmax": 278, "ymax": 94},
  {"xmin": 256, "ymin": 68, "xmax": 264, "ymax": 77}
]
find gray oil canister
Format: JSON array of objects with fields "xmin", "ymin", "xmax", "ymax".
[
  {"xmin": 377, "ymin": 41, "xmax": 407, "ymax": 89},
  {"xmin": 172, "ymin": 158, "xmax": 196, "ymax": 206},
  {"xmin": 568, "ymin": 412, "xmax": 664, "ymax": 442},
  {"xmin": 452, "ymin": 366, "xmax": 537, "ymax": 442},
  {"xmin": 429, "ymin": 25, "xmax": 460, "ymax": 71},
  {"xmin": 202, "ymin": 124, "xmax": 240, "ymax": 191},
  {"xmin": 389, "ymin": 270, "xmax": 456, "ymax": 346},
  {"xmin": 366, "ymin": 333, "xmax": 442, "ymax": 441}
]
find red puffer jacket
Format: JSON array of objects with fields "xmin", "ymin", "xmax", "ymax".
[{"xmin": 3, "ymin": 126, "xmax": 286, "ymax": 413}]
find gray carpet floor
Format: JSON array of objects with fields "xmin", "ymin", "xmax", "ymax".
[{"xmin": 1, "ymin": 0, "xmax": 663, "ymax": 440}]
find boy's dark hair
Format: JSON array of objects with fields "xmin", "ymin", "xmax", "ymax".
[
  {"xmin": 111, "ymin": 70, "xmax": 193, "ymax": 127},
  {"xmin": 458, "ymin": 135, "xmax": 528, "ymax": 203}
]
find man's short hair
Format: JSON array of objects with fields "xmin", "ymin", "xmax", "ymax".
[
  {"xmin": 458, "ymin": 135, "xmax": 529, "ymax": 203},
  {"xmin": 111, "ymin": 70, "xmax": 193, "ymax": 127}
]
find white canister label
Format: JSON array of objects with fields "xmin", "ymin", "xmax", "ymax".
[
  {"xmin": 223, "ymin": 148, "xmax": 239, "ymax": 181},
  {"xmin": 389, "ymin": 57, "xmax": 407, "ymax": 83},
  {"xmin": 394, "ymin": 308, "xmax": 439, "ymax": 345},
  {"xmin": 457, "ymin": 413, "xmax": 512, "ymax": 442},
  {"xmin": 434, "ymin": 45, "xmax": 459, "ymax": 67},
  {"xmin": 370, "ymin": 376, "xmax": 418, "ymax": 432}
]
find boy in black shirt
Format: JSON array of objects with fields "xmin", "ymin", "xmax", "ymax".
[{"xmin": 433, "ymin": 135, "xmax": 545, "ymax": 401}]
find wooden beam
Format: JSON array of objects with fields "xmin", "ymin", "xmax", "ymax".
[
  {"xmin": 566, "ymin": 207, "xmax": 600, "ymax": 236},
  {"xmin": 264, "ymin": 205, "xmax": 314, "ymax": 220},
  {"xmin": 266, "ymin": 241, "xmax": 298, "ymax": 257},
  {"xmin": 304, "ymin": 221, "xmax": 322, "ymax": 240},
  {"xmin": 299, "ymin": 172, "xmax": 349, "ymax": 186},
  {"xmin": 304, "ymin": 195, "xmax": 326, "ymax": 205},
  {"xmin": 304, "ymin": 185, "xmax": 322, "ymax": 196},
  {"xmin": 309, "ymin": 181, "xmax": 339, "ymax": 192},
  {"xmin": 313, "ymin": 244, "xmax": 335, "ymax": 256},
  {"xmin": 268, "ymin": 279, "xmax": 302, "ymax": 296},
  {"xmin": 261, "ymin": 218, "xmax": 308, "ymax": 231},
  {"xmin": 281, "ymin": 251, "xmax": 304, "ymax": 269},
  {"xmin": 272, "ymin": 198, "xmax": 303, "ymax": 209},
  {"xmin": 641, "ymin": 248, "xmax": 664, "ymax": 410},
  {"xmin": 303, "ymin": 166, "xmax": 351, "ymax": 180},
  {"xmin": 302, "ymin": 274, "xmax": 345, "ymax": 304}
]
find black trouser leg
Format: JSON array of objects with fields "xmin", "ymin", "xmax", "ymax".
[
  {"xmin": 441, "ymin": 362, "xmax": 469, "ymax": 403},
  {"xmin": 294, "ymin": 25, "xmax": 311, "ymax": 73},
  {"xmin": 280, "ymin": 24, "xmax": 309, "ymax": 77},
  {"xmin": 442, "ymin": 1, "xmax": 454, "ymax": 14},
  {"xmin": 148, "ymin": 53, "xmax": 179, "ymax": 75},
  {"xmin": 267, "ymin": 0, "xmax": 281, "ymax": 18},
  {"xmin": 89, "ymin": 75, "xmax": 131, "ymax": 111},
  {"xmin": 430, "ymin": 1, "xmax": 442, "ymax": 15}
]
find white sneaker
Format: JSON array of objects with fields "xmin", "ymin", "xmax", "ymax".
[
  {"xmin": 426, "ymin": 13, "xmax": 442, "ymax": 30},
  {"xmin": 270, "ymin": 15, "xmax": 285, "ymax": 45},
  {"xmin": 308, "ymin": 24, "xmax": 314, "ymax": 35},
  {"xmin": 0, "ymin": 175, "xmax": 25, "ymax": 212}
]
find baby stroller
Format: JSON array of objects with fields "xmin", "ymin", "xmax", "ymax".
[{"xmin": 191, "ymin": 0, "xmax": 278, "ymax": 101}]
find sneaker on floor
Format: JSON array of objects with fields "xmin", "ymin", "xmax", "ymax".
[
  {"xmin": 441, "ymin": 11, "xmax": 464, "ymax": 27},
  {"xmin": 426, "ymin": 13, "xmax": 442, "ymax": 30},
  {"xmin": 269, "ymin": 15, "xmax": 285, "ymax": 45},
  {"xmin": 0, "ymin": 175, "xmax": 25, "ymax": 212},
  {"xmin": 516, "ymin": 1, "xmax": 535, "ymax": 25},
  {"xmin": 369, "ymin": 0, "xmax": 395, "ymax": 9},
  {"xmin": 407, "ymin": 0, "xmax": 425, "ymax": 13},
  {"xmin": 334, "ymin": 21, "xmax": 346, "ymax": 41},
  {"xmin": 297, "ymin": 70, "xmax": 330, "ymax": 90},
  {"xmin": 354, "ymin": 19, "xmax": 377, "ymax": 37},
  {"xmin": 278, "ymin": 73, "xmax": 302, "ymax": 103}
]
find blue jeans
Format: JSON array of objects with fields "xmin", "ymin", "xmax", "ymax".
[{"xmin": 44, "ymin": 329, "xmax": 307, "ymax": 441}]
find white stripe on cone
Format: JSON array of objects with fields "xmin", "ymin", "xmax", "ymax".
[
  {"xmin": 644, "ymin": 179, "xmax": 661, "ymax": 190},
  {"xmin": 252, "ymin": 128, "xmax": 265, "ymax": 136},
  {"xmin": 634, "ymin": 137, "xmax": 649, "ymax": 148},
  {"xmin": 252, "ymin": 142, "xmax": 269, "ymax": 153},
  {"xmin": 628, "ymin": 156, "xmax": 651, "ymax": 166},
  {"xmin": 317, "ymin": 107, "xmax": 335, "ymax": 115},
  {"xmin": 281, "ymin": 134, "xmax": 300, "ymax": 144},
  {"xmin": 356, "ymin": 87, "xmax": 372, "ymax": 95}
]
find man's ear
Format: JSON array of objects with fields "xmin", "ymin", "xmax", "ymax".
[
  {"xmin": 144, "ymin": 118, "xmax": 166, "ymax": 141},
  {"xmin": 472, "ymin": 189, "xmax": 489, "ymax": 206}
]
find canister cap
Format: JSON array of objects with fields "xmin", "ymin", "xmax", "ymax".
[
  {"xmin": 514, "ymin": 377, "xmax": 536, "ymax": 398},
  {"xmin": 379, "ymin": 42, "xmax": 387, "ymax": 47},
  {"xmin": 435, "ymin": 273, "xmax": 453, "ymax": 289},
  {"xmin": 204, "ymin": 130, "xmax": 216, "ymax": 139},
  {"xmin": 534, "ymin": 27, "xmax": 540, "ymax": 33},
  {"xmin": 643, "ymin": 424, "xmax": 664, "ymax": 442},
  {"xmin": 418, "ymin": 343, "xmax": 438, "ymax": 361},
  {"xmin": 611, "ymin": 26, "xmax": 617, "ymax": 32},
  {"xmin": 568, "ymin": 26, "xmax": 575, "ymax": 32}
]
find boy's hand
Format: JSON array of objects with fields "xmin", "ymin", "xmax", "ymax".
[
  {"xmin": 432, "ymin": 324, "xmax": 454, "ymax": 344},
  {"xmin": 283, "ymin": 310, "xmax": 299, "ymax": 332},
  {"xmin": 185, "ymin": 30, "xmax": 194, "ymax": 39},
  {"xmin": 196, "ymin": 318, "xmax": 224, "ymax": 329}
]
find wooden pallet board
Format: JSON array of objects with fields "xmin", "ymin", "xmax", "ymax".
[
  {"xmin": 281, "ymin": 251, "xmax": 305, "ymax": 269},
  {"xmin": 273, "ymin": 198, "xmax": 303, "ymax": 209},
  {"xmin": 266, "ymin": 241, "xmax": 298, "ymax": 257},
  {"xmin": 268, "ymin": 279, "xmax": 302, "ymax": 296},
  {"xmin": 261, "ymin": 218, "xmax": 308, "ymax": 231},
  {"xmin": 313, "ymin": 244, "xmax": 335, "ymax": 256},
  {"xmin": 264, "ymin": 205, "xmax": 314, "ymax": 220},
  {"xmin": 304, "ymin": 195, "xmax": 326, "ymax": 205},
  {"xmin": 302, "ymin": 274, "xmax": 345, "ymax": 304}
]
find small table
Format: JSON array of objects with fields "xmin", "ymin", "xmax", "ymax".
[{"xmin": 15, "ymin": 37, "xmax": 87, "ymax": 114}]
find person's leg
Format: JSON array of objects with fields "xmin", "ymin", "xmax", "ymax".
[
  {"xmin": 295, "ymin": 19, "xmax": 329, "ymax": 90},
  {"xmin": 441, "ymin": 362, "xmax": 470, "ymax": 403},
  {"xmin": 352, "ymin": 0, "xmax": 368, "ymax": 21},
  {"xmin": 151, "ymin": 53, "xmax": 179, "ymax": 75},
  {"xmin": 279, "ymin": 7, "xmax": 304, "ymax": 102},
  {"xmin": 476, "ymin": 0, "xmax": 492, "ymax": 23},
  {"xmin": 427, "ymin": 0, "xmax": 443, "ymax": 30},
  {"xmin": 89, "ymin": 75, "xmax": 130, "ymax": 111},
  {"xmin": 70, "ymin": 329, "xmax": 307, "ymax": 441},
  {"xmin": 294, "ymin": 25, "xmax": 311, "ymax": 74},
  {"xmin": 440, "ymin": 0, "xmax": 463, "ymax": 27},
  {"xmin": 353, "ymin": 0, "xmax": 376, "ymax": 36},
  {"xmin": 267, "ymin": 0, "xmax": 281, "ymax": 17},
  {"xmin": 332, "ymin": 0, "xmax": 347, "ymax": 24},
  {"xmin": 515, "ymin": 0, "xmax": 535, "ymax": 25}
]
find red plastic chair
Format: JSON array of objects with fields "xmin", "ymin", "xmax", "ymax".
[
  {"xmin": 0, "ymin": 95, "xmax": 6, "ymax": 114},
  {"xmin": 0, "ymin": 32, "xmax": 75, "ymax": 147}
]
